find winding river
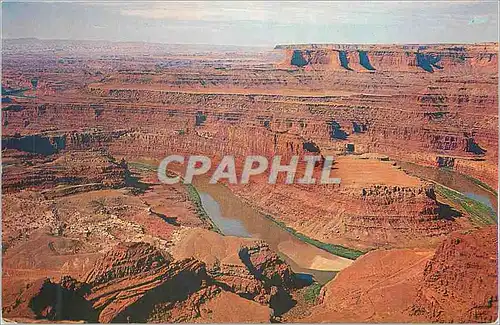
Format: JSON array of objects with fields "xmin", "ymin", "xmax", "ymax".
[
  {"xmin": 193, "ymin": 178, "xmax": 353, "ymax": 285},
  {"xmin": 190, "ymin": 162, "xmax": 497, "ymax": 285}
]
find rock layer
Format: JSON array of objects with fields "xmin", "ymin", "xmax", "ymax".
[{"xmin": 276, "ymin": 43, "xmax": 498, "ymax": 73}]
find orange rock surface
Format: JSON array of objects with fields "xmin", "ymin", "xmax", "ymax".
[
  {"xmin": 4, "ymin": 231, "xmax": 297, "ymax": 323},
  {"xmin": 303, "ymin": 226, "xmax": 498, "ymax": 323}
]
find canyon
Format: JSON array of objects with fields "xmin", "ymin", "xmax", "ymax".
[{"xmin": 1, "ymin": 39, "xmax": 498, "ymax": 323}]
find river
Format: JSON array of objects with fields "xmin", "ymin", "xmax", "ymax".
[
  {"xmin": 193, "ymin": 178, "xmax": 353, "ymax": 285},
  {"xmin": 398, "ymin": 161, "xmax": 497, "ymax": 212},
  {"xmin": 191, "ymin": 163, "xmax": 497, "ymax": 285}
]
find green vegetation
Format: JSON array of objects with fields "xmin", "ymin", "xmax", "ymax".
[
  {"xmin": 435, "ymin": 185, "xmax": 497, "ymax": 226},
  {"xmin": 456, "ymin": 172, "xmax": 497, "ymax": 197},
  {"xmin": 263, "ymin": 215, "xmax": 364, "ymax": 260},
  {"xmin": 303, "ymin": 283, "xmax": 322, "ymax": 304},
  {"xmin": 425, "ymin": 111, "xmax": 448, "ymax": 119},
  {"xmin": 184, "ymin": 183, "xmax": 222, "ymax": 234}
]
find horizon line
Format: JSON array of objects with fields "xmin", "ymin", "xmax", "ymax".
[{"xmin": 3, "ymin": 37, "xmax": 499, "ymax": 48}]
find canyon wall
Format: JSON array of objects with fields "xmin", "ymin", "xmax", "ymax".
[
  {"xmin": 2, "ymin": 40, "xmax": 497, "ymax": 252},
  {"xmin": 276, "ymin": 43, "xmax": 498, "ymax": 73}
]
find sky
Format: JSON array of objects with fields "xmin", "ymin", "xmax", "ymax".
[{"xmin": 2, "ymin": 1, "xmax": 499, "ymax": 46}]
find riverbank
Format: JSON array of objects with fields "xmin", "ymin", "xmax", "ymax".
[
  {"xmin": 400, "ymin": 161, "xmax": 498, "ymax": 197},
  {"xmin": 398, "ymin": 160, "xmax": 498, "ymax": 226},
  {"xmin": 128, "ymin": 160, "xmax": 355, "ymax": 263},
  {"xmin": 263, "ymin": 214, "xmax": 365, "ymax": 260},
  {"xmin": 435, "ymin": 184, "xmax": 497, "ymax": 226},
  {"xmin": 227, "ymin": 187, "xmax": 365, "ymax": 260},
  {"xmin": 128, "ymin": 161, "xmax": 221, "ymax": 233},
  {"xmin": 446, "ymin": 167, "xmax": 498, "ymax": 197},
  {"xmin": 193, "ymin": 179, "xmax": 356, "ymax": 282},
  {"xmin": 184, "ymin": 183, "xmax": 223, "ymax": 234}
]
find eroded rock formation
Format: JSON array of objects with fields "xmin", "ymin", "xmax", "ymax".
[
  {"xmin": 230, "ymin": 155, "xmax": 467, "ymax": 250},
  {"xmin": 277, "ymin": 44, "xmax": 498, "ymax": 73},
  {"xmin": 302, "ymin": 226, "xmax": 497, "ymax": 323},
  {"xmin": 4, "ymin": 230, "xmax": 299, "ymax": 323}
]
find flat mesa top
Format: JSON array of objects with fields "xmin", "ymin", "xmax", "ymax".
[
  {"xmin": 332, "ymin": 156, "xmax": 422, "ymax": 188},
  {"xmin": 274, "ymin": 43, "xmax": 499, "ymax": 52}
]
